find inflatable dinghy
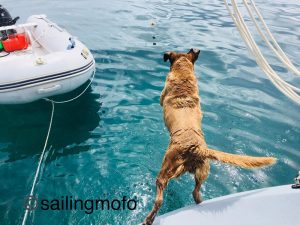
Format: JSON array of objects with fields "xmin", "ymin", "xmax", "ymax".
[
  {"xmin": 153, "ymin": 184, "xmax": 299, "ymax": 225},
  {"xmin": 0, "ymin": 8, "xmax": 95, "ymax": 104}
]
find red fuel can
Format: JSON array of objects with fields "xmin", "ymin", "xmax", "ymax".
[{"xmin": 2, "ymin": 33, "xmax": 29, "ymax": 52}]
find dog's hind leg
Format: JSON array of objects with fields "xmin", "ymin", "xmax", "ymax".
[
  {"xmin": 143, "ymin": 152, "xmax": 185, "ymax": 225},
  {"xmin": 192, "ymin": 160, "xmax": 210, "ymax": 204},
  {"xmin": 142, "ymin": 175, "xmax": 168, "ymax": 225}
]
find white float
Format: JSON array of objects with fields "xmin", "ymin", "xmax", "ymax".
[
  {"xmin": 153, "ymin": 184, "xmax": 299, "ymax": 225},
  {"xmin": 0, "ymin": 15, "xmax": 95, "ymax": 104}
]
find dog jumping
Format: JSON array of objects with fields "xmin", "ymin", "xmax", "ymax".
[{"xmin": 142, "ymin": 48, "xmax": 276, "ymax": 225}]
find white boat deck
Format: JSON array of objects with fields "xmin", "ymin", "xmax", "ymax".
[{"xmin": 153, "ymin": 185, "xmax": 299, "ymax": 225}]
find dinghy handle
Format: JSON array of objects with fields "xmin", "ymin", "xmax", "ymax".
[
  {"xmin": 67, "ymin": 37, "xmax": 76, "ymax": 50},
  {"xmin": 38, "ymin": 84, "xmax": 61, "ymax": 94}
]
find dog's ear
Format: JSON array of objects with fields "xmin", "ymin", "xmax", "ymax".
[
  {"xmin": 163, "ymin": 51, "xmax": 172, "ymax": 62},
  {"xmin": 188, "ymin": 48, "xmax": 200, "ymax": 63}
]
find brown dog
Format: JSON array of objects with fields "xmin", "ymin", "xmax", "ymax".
[{"xmin": 142, "ymin": 49, "xmax": 276, "ymax": 225}]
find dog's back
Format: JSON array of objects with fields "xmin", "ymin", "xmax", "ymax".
[{"xmin": 161, "ymin": 56, "xmax": 202, "ymax": 135}]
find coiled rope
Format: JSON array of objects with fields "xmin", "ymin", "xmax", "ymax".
[
  {"xmin": 21, "ymin": 69, "xmax": 95, "ymax": 225},
  {"xmin": 224, "ymin": 0, "xmax": 300, "ymax": 104}
]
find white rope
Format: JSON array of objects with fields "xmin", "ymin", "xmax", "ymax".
[
  {"xmin": 21, "ymin": 68, "xmax": 95, "ymax": 225},
  {"xmin": 224, "ymin": 0, "xmax": 300, "ymax": 104},
  {"xmin": 21, "ymin": 100, "xmax": 54, "ymax": 225},
  {"xmin": 249, "ymin": 0, "xmax": 300, "ymax": 76},
  {"xmin": 231, "ymin": 0, "xmax": 300, "ymax": 101},
  {"xmin": 231, "ymin": 0, "xmax": 300, "ymax": 99}
]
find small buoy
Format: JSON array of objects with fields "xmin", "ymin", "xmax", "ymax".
[
  {"xmin": 152, "ymin": 36, "xmax": 156, "ymax": 39},
  {"xmin": 150, "ymin": 22, "xmax": 155, "ymax": 26}
]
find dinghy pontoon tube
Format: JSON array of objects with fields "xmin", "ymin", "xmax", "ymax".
[{"xmin": 0, "ymin": 14, "xmax": 95, "ymax": 104}]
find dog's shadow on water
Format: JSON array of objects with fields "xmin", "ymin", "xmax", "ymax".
[{"xmin": 0, "ymin": 85, "xmax": 101, "ymax": 162}]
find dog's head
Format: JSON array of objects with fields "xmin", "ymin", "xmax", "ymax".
[{"xmin": 163, "ymin": 48, "xmax": 200, "ymax": 67}]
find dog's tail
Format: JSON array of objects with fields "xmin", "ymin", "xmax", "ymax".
[{"xmin": 205, "ymin": 148, "xmax": 276, "ymax": 169}]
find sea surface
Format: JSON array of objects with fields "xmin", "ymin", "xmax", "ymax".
[{"xmin": 0, "ymin": 0, "xmax": 299, "ymax": 224}]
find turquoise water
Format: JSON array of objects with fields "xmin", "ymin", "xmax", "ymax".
[{"xmin": 0, "ymin": 0, "xmax": 300, "ymax": 224}]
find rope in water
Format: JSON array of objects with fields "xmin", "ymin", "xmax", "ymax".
[
  {"xmin": 224, "ymin": 0, "xmax": 300, "ymax": 104},
  {"xmin": 21, "ymin": 68, "xmax": 95, "ymax": 225},
  {"xmin": 21, "ymin": 100, "xmax": 54, "ymax": 225}
]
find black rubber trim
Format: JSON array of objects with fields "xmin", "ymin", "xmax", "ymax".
[{"xmin": 0, "ymin": 60, "xmax": 94, "ymax": 91}]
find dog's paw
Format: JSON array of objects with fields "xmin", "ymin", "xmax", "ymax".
[
  {"xmin": 142, "ymin": 218, "xmax": 153, "ymax": 225},
  {"xmin": 192, "ymin": 190, "xmax": 202, "ymax": 204}
]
